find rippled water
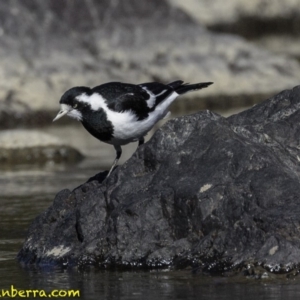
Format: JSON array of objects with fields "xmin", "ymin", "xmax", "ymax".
[{"xmin": 2, "ymin": 123, "xmax": 300, "ymax": 299}]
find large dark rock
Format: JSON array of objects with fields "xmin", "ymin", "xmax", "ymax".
[{"xmin": 18, "ymin": 86, "xmax": 300, "ymax": 275}]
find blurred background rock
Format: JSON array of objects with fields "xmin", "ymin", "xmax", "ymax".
[{"xmin": 0, "ymin": 0, "xmax": 300, "ymax": 164}]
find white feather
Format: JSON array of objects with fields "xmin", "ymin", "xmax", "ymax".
[
  {"xmin": 60, "ymin": 104, "xmax": 83, "ymax": 121},
  {"xmin": 76, "ymin": 91, "xmax": 179, "ymax": 145},
  {"xmin": 76, "ymin": 93, "xmax": 104, "ymax": 111},
  {"xmin": 141, "ymin": 86, "xmax": 156, "ymax": 108}
]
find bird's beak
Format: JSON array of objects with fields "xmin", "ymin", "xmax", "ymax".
[{"xmin": 53, "ymin": 109, "xmax": 68, "ymax": 122}]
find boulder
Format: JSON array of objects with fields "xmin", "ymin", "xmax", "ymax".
[{"xmin": 18, "ymin": 86, "xmax": 300, "ymax": 275}]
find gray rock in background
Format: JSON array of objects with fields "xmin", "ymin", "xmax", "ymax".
[
  {"xmin": 1, "ymin": 0, "xmax": 300, "ymax": 128},
  {"xmin": 0, "ymin": 130, "xmax": 83, "ymax": 165},
  {"xmin": 171, "ymin": 0, "xmax": 300, "ymax": 36},
  {"xmin": 171, "ymin": 0, "xmax": 300, "ymax": 59}
]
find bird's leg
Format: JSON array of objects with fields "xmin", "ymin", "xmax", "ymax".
[
  {"xmin": 138, "ymin": 137, "xmax": 144, "ymax": 147},
  {"xmin": 107, "ymin": 145, "xmax": 122, "ymax": 178}
]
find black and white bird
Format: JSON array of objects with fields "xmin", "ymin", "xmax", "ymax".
[{"xmin": 53, "ymin": 80, "xmax": 213, "ymax": 177}]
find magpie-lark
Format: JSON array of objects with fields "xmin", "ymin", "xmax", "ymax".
[{"xmin": 53, "ymin": 80, "xmax": 213, "ymax": 177}]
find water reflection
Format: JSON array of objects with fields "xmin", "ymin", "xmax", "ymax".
[{"xmin": 2, "ymin": 262, "xmax": 300, "ymax": 300}]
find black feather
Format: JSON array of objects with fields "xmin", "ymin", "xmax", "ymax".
[
  {"xmin": 92, "ymin": 82, "xmax": 150, "ymax": 120},
  {"xmin": 167, "ymin": 80, "xmax": 184, "ymax": 89},
  {"xmin": 174, "ymin": 82, "xmax": 213, "ymax": 95},
  {"xmin": 139, "ymin": 82, "xmax": 174, "ymax": 107}
]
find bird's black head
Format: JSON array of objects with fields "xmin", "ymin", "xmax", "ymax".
[
  {"xmin": 59, "ymin": 86, "xmax": 91, "ymax": 106},
  {"xmin": 53, "ymin": 86, "xmax": 92, "ymax": 122}
]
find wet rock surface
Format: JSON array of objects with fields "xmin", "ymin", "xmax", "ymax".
[
  {"xmin": 18, "ymin": 86, "xmax": 300, "ymax": 274},
  {"xmin": 0, "ymin": 130, "xmax": 83, "ymax": 165}
]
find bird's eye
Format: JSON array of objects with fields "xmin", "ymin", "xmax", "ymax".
[{"xmin": 73, "ymin": 104, "xmax": 78, "ymax": 109}]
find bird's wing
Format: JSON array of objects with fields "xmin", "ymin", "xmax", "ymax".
[
  {"xmin": 91, "ymin": 82, "xmax": 177, "ymax": 119},
  {"xmin": 138, "ymin": 82, "xmax": 175, "ymax": 109},
  {"xmin": 166, "ymin": 80, "xmax": 184, "ymax": 89},
  {"xmin": 92, "ymin": 82, "xmax": 151, "ymax": 120},
  {"xmin": 110, "ymin": 92, "xmax": 152, "ymax": 120}
]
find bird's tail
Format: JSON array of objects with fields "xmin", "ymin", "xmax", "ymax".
[{"xmin": 168, "ymin": 81, "xmax": 213, "ymax": 95}]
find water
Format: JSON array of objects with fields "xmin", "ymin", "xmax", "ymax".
[{"xmin": 2, "ymin": 123, "xmax": 300, "ymax": 299}]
